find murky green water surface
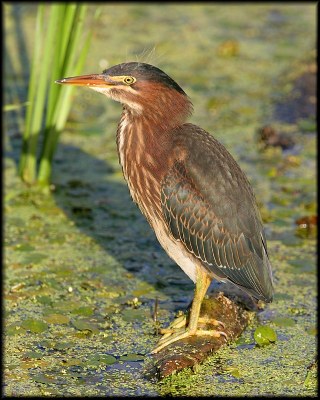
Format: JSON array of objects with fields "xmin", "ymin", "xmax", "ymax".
[{"xmin": 4, "ymin": 3, "xmax": 316, "ymax": 396}]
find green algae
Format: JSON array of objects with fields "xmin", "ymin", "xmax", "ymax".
[{"xmin": 4, "ymin": 3, "xmax": 316, "ymax": 397}]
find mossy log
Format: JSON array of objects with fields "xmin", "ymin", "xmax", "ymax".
[{"xmin": 146, "ymin": 284, "xmax": 259, "ymax": 380}]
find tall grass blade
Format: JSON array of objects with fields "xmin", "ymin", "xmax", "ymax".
[
  {"xmin": 20, "ymin": 5, "xmax": 62, "ymax": 184},
  {"xmin": 19, "ymin": 4, "xmax": 99, "ymax": 187},
  {"xmin": 18, "ymin": 5, "xmax": 44, "ymax": 181},
  {"xmin": 37, "ymin": 5, "xmax": 96, "ymax": 185},
  {"xmin": 45, "ymin": 4, "xmax": 76, "ymax": 127}
]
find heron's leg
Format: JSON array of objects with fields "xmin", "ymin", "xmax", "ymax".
[
  {"xmin": 188, "ymin": 267, "xmax": 211, "ymax": 333},
  {"xmin": 152, "ymin": 267, "xmax": 227, "ymax": 354}
]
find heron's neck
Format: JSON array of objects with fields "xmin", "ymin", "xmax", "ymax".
[
  {"xmin": 117, "ymin": 94, "xmax": 190, "ymax": 220},
  {"xmin": 116, "ymin": 108, "xmax": 170, "ymax": 174},
  {"xmin": 123, "ymin": 88, "xmax": 193, "ymax": 131},
  {"xmin": 116, "ymin": 91, "xmax": 192, "ymax": 208}
]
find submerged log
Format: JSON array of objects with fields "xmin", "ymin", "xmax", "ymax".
[{"xmin": 145, "ymin": 284, "xmax": 259, "ymax": 380}]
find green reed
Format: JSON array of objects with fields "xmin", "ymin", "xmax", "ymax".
[{"xmin": 19, "ymin": 4, "xmax": 99, "ymax": 187}]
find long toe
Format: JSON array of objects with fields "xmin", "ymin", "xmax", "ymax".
[
  {"xmin": 198, "ymin": 317, "xmax": 226, "ymax": 329},
  {"xmin": 151, "ymin": 330, "xmax": 191, "ymax": 354},
  {"xmin": 152, "ymin": 327, "xmax": 228, "ymax": 354}
]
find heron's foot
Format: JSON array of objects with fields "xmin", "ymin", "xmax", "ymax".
[
  {"xmin": 198, "ymin": 316, "xmax": 226, "ymax": 329},
  {"xmin": 152, "ymin": 314, "xmax": 227, "ymax": 354},
  {"xmin": 158, "ymin": 312, "xmax": 187, "ymax": 336}
]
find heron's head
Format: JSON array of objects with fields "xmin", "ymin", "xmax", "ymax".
[{"xmin": 56, "ymin": 62, "xmax": 193, "ymax": 126}]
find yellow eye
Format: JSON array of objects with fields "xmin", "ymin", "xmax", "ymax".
[{"xmin": 123, "ymin": 76, "xmax": 136, "ymax": 85}]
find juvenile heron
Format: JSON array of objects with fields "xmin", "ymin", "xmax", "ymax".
[{"xmin": 56, "ymin": 62, "xmax": 273, "ymax": 353}]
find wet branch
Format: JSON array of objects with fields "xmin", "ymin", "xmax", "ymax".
[{"xmin": 145, "ymin": 284, "xmax": 258, "ymax": 380}]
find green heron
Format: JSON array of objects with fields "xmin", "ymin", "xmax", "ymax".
[{"xmin": 56, "ymin": 62, "xmax": 274, "ymax": 353}]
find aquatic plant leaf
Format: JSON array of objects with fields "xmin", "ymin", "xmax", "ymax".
[
  {"xmin": 14, "ymin": 244, "xmax": 35, "ymax": 252},
  {"xmin": 7, "ymin": 323, "xmax": 25, "ymax": 336},
  {"xmin": 36, "ymin": 295, "xmax": 53, "ymax": 305},
  {"xmin": 21, "ymin": 319, "xmax": 48, "ymax": 333},
  {"xmin": 31, "ymin": 373, "xmax": 57, "ymax": 384},
  {"xmin": 121, "ymin": 308, "xmax": 148, "ymax": 322},
  {"xmin": 119, "ymin": 353, "xmax": 145, "ymax": 362},
  {"xmin": 87, "ymin": 354, "xmax": 117, "ymax": 366},
  {"xmin": 43, "ymin": 314, "xmax": 70, "ymax": 324},
  {"xmin": 272, "ymin": 317, "xmax": 295, "ymax": 327},
  {"xmin": 23, "ymin": 351, "xmax": 43, "ymax": 359},
  {"xmin": 71, "ymin": 306, "xmax": 94, "ymax": 316},
  {"xmin": 71, "ymin": 319, "xmax": 99, "ymax": 333},
  {"xmin": 23, "ymin": 252, "xmax": 47, "ymax": 264},
  {"xmin": 254, "ymin": 326, "xmax": 277, "ymax": 346},
  {"xmin": 224, "ymin": 366, "xmax": 242, "ymax": 378}
]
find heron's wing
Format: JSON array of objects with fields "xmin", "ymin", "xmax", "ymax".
[{"xmin": 161, "ymin": 124, "xmax": 273, "ymax": 301}]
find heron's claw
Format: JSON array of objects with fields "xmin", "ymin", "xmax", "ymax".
[{"xmin": 198, "ymin": 316, "xmax": 226, "ymax": 329}]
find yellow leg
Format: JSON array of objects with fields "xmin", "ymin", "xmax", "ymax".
[
  {"xmin": 152, "ymin": 267, "xmax": 226, "ymax": 354},
  {"xmin": 187, "ymin": 267, "xmax": 211, "ymax": 333}
]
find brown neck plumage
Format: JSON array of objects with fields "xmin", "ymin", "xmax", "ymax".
[
  {"xmin": 118, "ymin": 84, "xmax": 192, "ymax": 167},
  {"xmin": 116, "ymin": 86, "xmax": 192, "ymax": 217}
]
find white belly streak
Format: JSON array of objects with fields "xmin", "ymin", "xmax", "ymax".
[
  {"xmin": 117, "ymin": 117, "xmax": 128, "ymax": 175},
  {"xmin": 151, "ymin": 218, "xmax": 198, "ymax": 283}
]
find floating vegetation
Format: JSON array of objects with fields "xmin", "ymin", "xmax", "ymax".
[
  {"xmin": 20, "ymin": 319, "xmax": 48, "ymax": 334},
  {"xmin": 254, "ymin": 326, "xmax": 277, "ymax": 347}
]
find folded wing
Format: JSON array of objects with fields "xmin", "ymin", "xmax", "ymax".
[{"xmin": 161, "ymin": 125, "xmax": 273, "ymax": 301}]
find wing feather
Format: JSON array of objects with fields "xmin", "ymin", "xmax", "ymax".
[{"xmin": 160, "ymin": 130, "xmax": 273, "ymax": 302}]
